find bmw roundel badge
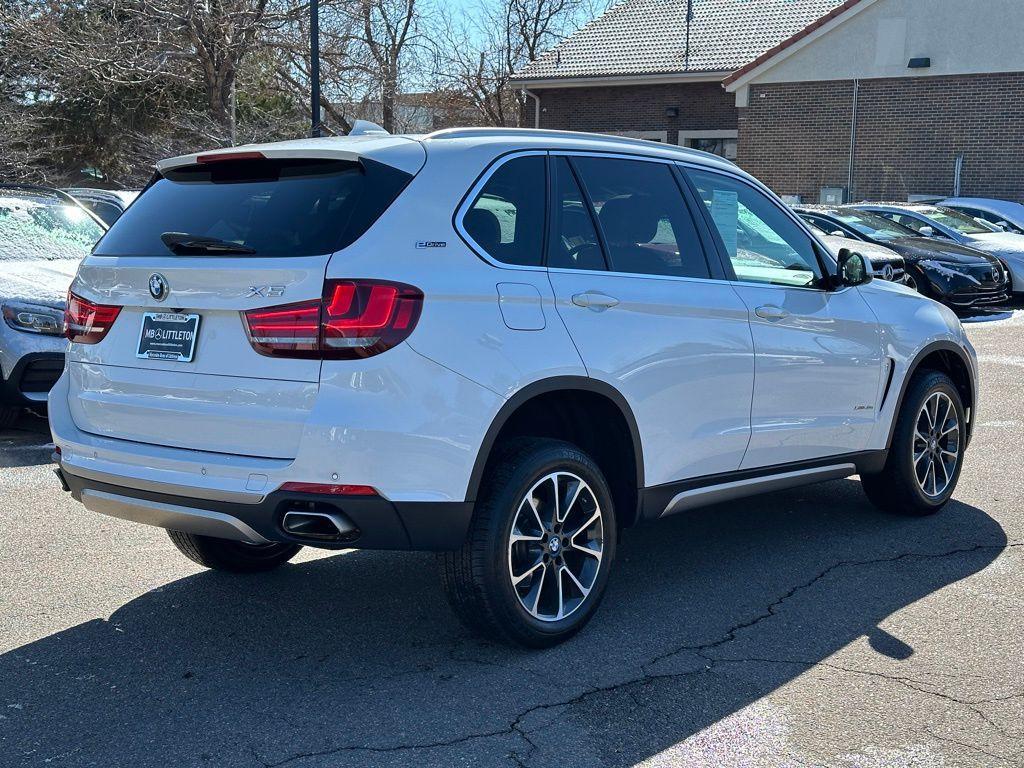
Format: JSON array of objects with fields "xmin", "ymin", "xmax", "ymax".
[{"xmin": 149, "ymin": 273, "xmax": 168, "ymax": 301}]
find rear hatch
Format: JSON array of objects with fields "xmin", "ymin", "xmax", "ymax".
[{"xmin": 66, "ymin": 138, "xmax": 424, "ymax": 459}]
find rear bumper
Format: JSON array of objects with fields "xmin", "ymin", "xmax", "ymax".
[{"xmin": 57, "ymin": 465, "xmax": 474, "ymax": 551}]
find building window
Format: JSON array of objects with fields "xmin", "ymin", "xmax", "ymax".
[{"xmin": 678, "ymin": 130, "xmax": 738, "ymax": 160}]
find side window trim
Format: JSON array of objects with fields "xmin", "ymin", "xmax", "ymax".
[
  {"xmin": 453, "ymin": 149, "xmax": 549, "ymax": 271},
  {"xmin": 677, "ymin": 163, "xmax": 833, "ymax": 290},
  {"xmin": 669, "ymin": 163, "xmax": 729, "ymax": 282},
  {"xmin": 562, "ymin": 156, "xmax": 611, "ymax": 271}
]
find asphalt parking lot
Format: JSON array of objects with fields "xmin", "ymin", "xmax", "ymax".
[{"xmin": 1, "ymin": 310, "xmax": 1022, "ymax": 768}]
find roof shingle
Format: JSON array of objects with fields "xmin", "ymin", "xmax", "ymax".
[{"xmin": 513, "ymin": 0, "xmax": 847, "ymax": 82}]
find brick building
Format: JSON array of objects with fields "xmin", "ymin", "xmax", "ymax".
[{"xmin": 512, "ymin": 0, "xmax": 1024, "ymax": 203}]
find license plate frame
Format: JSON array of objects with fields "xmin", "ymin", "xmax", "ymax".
[{"xmin": 136, "ymin": 312, "xmax": 201, "ymax": 362}]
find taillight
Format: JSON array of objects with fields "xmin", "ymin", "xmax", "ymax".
[
  {"xmin": 243, "ymin": 279, "xmax": 423, "ymax": 360},
  {"xmin": 64, "ymin": 291, "xmax": 121, "ymax": 344}
]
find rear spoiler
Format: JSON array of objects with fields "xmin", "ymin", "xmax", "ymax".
[{"xmin": 156, "ymin": 135, "xmax": 426, "ymax": 176}]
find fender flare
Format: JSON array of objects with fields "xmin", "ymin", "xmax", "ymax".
[
  {"xmin": 885, "ymin": 339, "xmax": 976, "ymax": 449},
  {"xmin": 464, "ymin": 376, "xmax": 645, "ymax": 503}
]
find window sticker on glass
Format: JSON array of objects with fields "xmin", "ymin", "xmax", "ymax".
[{"xmin": 711, "ymin": 190, "xmax": 739, "ymax": 257}]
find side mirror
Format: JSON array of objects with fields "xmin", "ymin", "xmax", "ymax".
[
  {"xmin": 996, "ymin": 220, "xmax": 1012, "ymax": 232},
  {"xmin": 830, "ymin": 229, "xmax": 847, "ymax": 238},
  {"xmin": 834, "ymin": 248, "xmax": 872, "ymax": 288},
  {"xmin": 918, "ymin": 225, "xmax": 935, "ymax": 237}
]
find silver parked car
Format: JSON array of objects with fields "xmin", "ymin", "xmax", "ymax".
[
  {"xmin": 0, "ymin": 186, "xmax": 106, "ymax": 427},
  {"xmin": 940, "ymin": 197, "xmax": 1024, "ymax": 235},
  {"xmin": 855, "ymin": 203, "xmax": 1024, "ymax": 297}
]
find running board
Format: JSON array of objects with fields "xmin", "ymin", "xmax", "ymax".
[{"xmin": 659, "ymin": 463, "xmax": 858, "ymax": 518}]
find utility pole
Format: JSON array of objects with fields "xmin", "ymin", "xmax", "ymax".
[{"xmin": 310, "ymin": 0, "xmax": 322, "ymax": 137}]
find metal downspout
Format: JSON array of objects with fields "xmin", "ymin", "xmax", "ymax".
[
  {"xmin": 847, "ymin": 78, "xmax": 859, "ymax": 201},
  {"xmin": 524, "ymin": 89, "xmax": 541, "ymax": 129}
]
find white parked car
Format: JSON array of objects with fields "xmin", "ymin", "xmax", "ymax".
[
  {"xmin": 1, "ymin": 186, "xmax": 106, "ymax": 428},
  {"xmin": 806, "ymin": 223, "xmax": 908, "ymax": 284},
  {"xmin": 51, "ymin": 129, "xmax": 978, "ymax": 646}
]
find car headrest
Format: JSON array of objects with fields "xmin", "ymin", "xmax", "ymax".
[
  {"xmin": 598, "ymin": 195, "xmax": 659, "ymax": 244},
  {"xmin": 465, "ymin": 208, "xmax": 502, "ymax": 253}
]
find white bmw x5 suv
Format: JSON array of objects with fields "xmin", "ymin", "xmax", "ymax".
[{"xmin": 51, "ymin": 128, "xmax": 977, "ymax": 647}]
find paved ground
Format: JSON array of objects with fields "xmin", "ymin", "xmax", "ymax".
[{"xmin": 1, "ymin": 311, "xmax": 1022, "ymax": 768}]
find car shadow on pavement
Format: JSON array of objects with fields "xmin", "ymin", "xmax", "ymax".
[
  {"xmin": 0, "ymin": 479, "xmax": 1007, "ymax": 767},
  {"xmin": 0, "ymin": 410, "xmax": 53, "ymax": 469}
]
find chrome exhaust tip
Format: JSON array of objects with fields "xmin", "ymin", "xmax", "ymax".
[{"xmin": 282, "ymin": 510, "xmax": 358, "ymax": 541}]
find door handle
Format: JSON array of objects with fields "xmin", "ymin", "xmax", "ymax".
[
  {"xmin": 755, "ymin": 304, "xmax": 790, "ymax": 321},
  {"xmin": 572, "ymin": 291, "xmax": 619, "ymax": 310}
]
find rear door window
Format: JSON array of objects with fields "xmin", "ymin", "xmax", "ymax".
[
  {"xmin": 95, "ymin": 158, "xmax": 411, "ymax": 257},
  {"xmin": 571, "ymin": 156, "xmax": 711, "ymax": 279},
  {"xmin": 463, "ymin": 155, "xmax": 546, "ymax": 267}
]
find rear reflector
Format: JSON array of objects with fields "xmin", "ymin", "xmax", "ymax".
[
  {"xmin": 243, "ymin": 279, "xmax": 423, "ymax": 360},
  {"xmin": 64, "ymin": 291, "xmax": 121, "ymax": 344},
  {"xmin": 279, "ymin": 482, "xmax": 378, "ymax": 496},
  {"xmin": 196, "ymin": 151, "xmax": 266, "ymax": 164}
]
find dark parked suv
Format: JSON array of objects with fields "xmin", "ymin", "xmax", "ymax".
[{"xmin": 794, "ymin": 205, "xmax": 1010, "ymax": 309}]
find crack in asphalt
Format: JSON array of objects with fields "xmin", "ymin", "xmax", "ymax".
[
  {"xmin": 926, "ymin": 729, "xmax": 1019, "ymax": 765},
  {"xmin": 258, "ymin": 541, "xmax": 1022, "ymax": 767}
]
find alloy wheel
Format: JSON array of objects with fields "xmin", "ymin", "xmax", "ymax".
[
  {"xmin": 913, "ymin": 391, "xmax": 961, "ymax": 498},
  {"xmin": 507, "ymin": 471, "xmax": 604, "ymax": 622}
]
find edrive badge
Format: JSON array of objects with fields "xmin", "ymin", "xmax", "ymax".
[{"xmin": 149, "ymin": 273, "xmax": 168, "ymax": 301}]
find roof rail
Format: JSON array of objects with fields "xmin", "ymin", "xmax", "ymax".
[{"xmin": 423, "ymin": 126, "xmax": 735, "ymax": 164}]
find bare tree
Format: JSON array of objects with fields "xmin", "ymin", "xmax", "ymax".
[
  {"xmin": 351, "ymin": 0, "xmax": 421, "ymax": 132},
  {"xmin": 432, "ymin": 0, "xmax": 607, "ymax": 127}
]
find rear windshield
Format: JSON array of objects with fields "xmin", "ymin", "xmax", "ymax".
[
  {"xmin": 0, "ymin": 189, "xmax": 106, "ymax": 261},
  {"xmin": 95, "ymin": 158, "xmax": 411, "ymax": 257}
]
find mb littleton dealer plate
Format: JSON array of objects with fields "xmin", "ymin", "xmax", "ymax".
[{"xmin": 136, "ymin": 312, "xmax": 200, "ymax": 362}]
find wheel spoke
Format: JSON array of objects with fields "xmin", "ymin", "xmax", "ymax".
[
  {"xmin": 562, "ymin": 563, "xmax": 591, "ymax": 599},
  {"xmin": 914, "ymin": 428, "xmax": 930, "ymax": 444},
  {"xmin": 555, "ymin": 564, "xmax": 565, "ymax": 620},
  {"xmin": 572, "ymin": 539, "xmax": 602, "ymax": 562},
  {"xmin": 941, "ymin": 422, "xmax": 959, "ymax": 438},
  {"xmin": 567, "ymin": 509, "xmax": 600, "ymax": 539},
  {"xmin": 530, "ymin": 563, "xmax": 547, "ymax": 615},
  {"xmin": 922, "ymin": 396, "xmax": 936, "ymax": 429},
  {"xmin": 560, "ymin": 477, "xmax": 584, "ymax": 524},
  {"xmin": 940, "ymin": 396, "xmax": 952, "ymax": 433},
  {"xmin": 512, "ymin": 559, "xmax": 544, "ymax": 586},
  {"xmin": 523, "ymin": 495, "xmax": 545, "ymax": 535},
  {"xmin": 913, "ymin": 448, "xmax": 929, "ymax": 466}
]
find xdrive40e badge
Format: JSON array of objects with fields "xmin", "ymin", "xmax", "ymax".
[{"xmin": 149, "ymin": 273, "xmax": 168, "ymax": 301}]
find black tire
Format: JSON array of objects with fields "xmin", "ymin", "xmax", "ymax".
[
  {"xmin": 0, "ymin": 406, "xmax": 20, "ymax": 430},
  {"xmin": 861, "ymin": 370, "xmax": 966, "ymax": 516},
  {"xmin": 167, "ymin": 530, "xmax": 301, "ymax": 573},
  {"xmin": 439, "ymin": 438, "xmax": 617, "ymax": 648}
]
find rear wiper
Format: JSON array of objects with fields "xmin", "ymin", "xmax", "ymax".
[{"xmin": 160, "ymin": 232, "xmax": 256, "ymax": 256}]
